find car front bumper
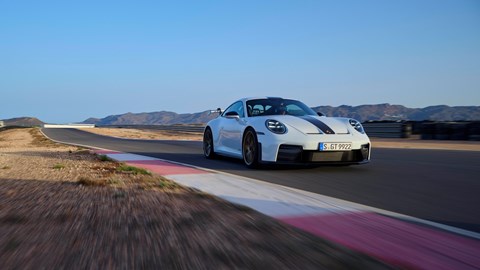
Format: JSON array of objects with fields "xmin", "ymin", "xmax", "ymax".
[
  {"xmin": 257, "ymin": 133, "xmax": 371, "ymax": 164},
  {"xmin": 274, "ymin": 143, "xmax": 370, "ymax": 164}
]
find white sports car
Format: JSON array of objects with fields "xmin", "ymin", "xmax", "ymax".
[{"xmin": 203, "ymin": 97, "xmax": 371, "ymax": 168}]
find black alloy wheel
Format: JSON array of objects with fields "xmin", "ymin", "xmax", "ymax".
[
  {"xmin": 203, "ymin": 128, "xmax": 215, "ymax": 159},
  {"xmin": 242, "ymin": 129, "xmax": 259, "ymax": 168}
]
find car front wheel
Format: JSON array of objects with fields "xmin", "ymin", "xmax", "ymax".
[
  {"xmin": 203, "ymin": 128, "xmax": 216, "ymax": 159},
  {"xmin": 242, "ymin": 128, "xmax": 259, "ymax": 168}
]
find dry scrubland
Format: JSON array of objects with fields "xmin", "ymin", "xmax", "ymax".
[{"xmin": 0, "ymin": 128, "xmax": 390, "ymax": 269}]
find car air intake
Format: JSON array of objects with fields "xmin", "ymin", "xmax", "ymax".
[{"xmin": 277, "ymin": 145, "xmax": 303, "ymax": 162}]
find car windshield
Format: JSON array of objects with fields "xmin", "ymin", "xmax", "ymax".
[{"xmin": 246, "ymin": 98, "xmax": 317, "ymax": 117}]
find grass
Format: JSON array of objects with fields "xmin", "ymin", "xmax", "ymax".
[
  {"xmin": 52, "ymin": 163, "xmax": 65, "ymax": 169},
  {"xmin": 155, "ymin": 181, "xmax": 177, "ymax": 189},
  {"xmin": 98, "ymin": 154, "xmax": 113, "ymax": 162},
  {"xmin": 77, "ymin": 173, "xmax": 180, "ymax": 191},
  {"xmin": 77, "ymin": 177, "xmax": 107, "ymax": 187},
  {"xmin": 141, "ymin": 176, "xmax": 180, "ymax": 190},
  {"xmin": 107, "ymin": 178, "xmax": 123, "ymax": 185},
  {"xmin": 117, "ymin": 164, "xmax": 151, "ymax": 175}
]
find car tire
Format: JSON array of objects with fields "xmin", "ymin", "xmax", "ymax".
[
  {"xmin": 242, "ymin": 128, "xmax": 259, "ymax": 168},
  {"xmin": 203, "ymin": 128, "xmax": 216, "ymax": 159}
]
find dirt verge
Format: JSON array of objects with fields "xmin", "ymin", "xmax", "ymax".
[{"xmin": 0, "ymin": 128, "xmax": 392, "ymax": 269}]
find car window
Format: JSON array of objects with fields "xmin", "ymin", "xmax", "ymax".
[
  {"xmin": 246, "ymin": 99, "xmax": 316, "ymax": 117},
  {"xmin": 285, "ymin": 104, "xmax": 306, "ymax": 116},
  {"xmin": 222, "ymin": 101, "xmax": 245, "ymax": 118},
  {"xmin": 249, "ymin": 104, "xmax": 265, "ymax": 116}
]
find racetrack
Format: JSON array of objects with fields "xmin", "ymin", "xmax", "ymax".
[{"xmin": 43, "ymin": 128, "xmax": 480, "ymax": 234}]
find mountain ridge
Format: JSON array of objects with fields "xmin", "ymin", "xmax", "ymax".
[
  {"xmin": 82, "ymin": 104, "xmax": 480, "ymax": 125},
  {"xmin": 1, "ymin": 117, "xmax": 44, "ymax": 127},
  {"xmin": 3, "ymin": 104, "xmax": 479, "ymax": 126}
]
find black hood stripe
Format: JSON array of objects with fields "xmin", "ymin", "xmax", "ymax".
[{"xmin": 299, "ymin": 116, "xmax": 335, "ymax": 134}]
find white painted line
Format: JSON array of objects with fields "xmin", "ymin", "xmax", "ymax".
[{"xmin": 169, "ymin": 173, "xmax": 360, "ymax": 217}]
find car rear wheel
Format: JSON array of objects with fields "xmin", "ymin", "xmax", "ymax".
[
  {"xmin": 203, "ymin": 128, "xmax": 216, "ymax": 159},
  {"xmin": 242, "ymin": 129, "xmax": 259, "ymax": 168}
]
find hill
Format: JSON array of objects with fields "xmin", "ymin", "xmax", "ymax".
[
  {"xmin": 83, "ymin": 104, "xmax": 480, "ymax": 125},
  {"xmin": 312, "ymin": 104, "xmax": 480, "ymax": 122},
  {"xmin": 83, "ymin": 111, "xmax": 216, "ymax": 126},
  {"xmin": 1, "ymin": 117, "xmax": 44, "ymax": 127}
]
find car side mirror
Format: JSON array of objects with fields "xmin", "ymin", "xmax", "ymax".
[
  {"xmin": 317, "ymin": 112, "xmax": 325, "ymax": 117},
  {"xmin": 225, "ymin": 111, "xmax": 240, "ymax": 119}
]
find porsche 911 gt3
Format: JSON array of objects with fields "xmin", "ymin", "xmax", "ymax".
[{"xmin": 203, "ymin": 97, "xmax": 371, "ymax": 168}]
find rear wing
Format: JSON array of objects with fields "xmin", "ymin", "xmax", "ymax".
[{"xmin": 209, "ymin": 108, "xmax": 223, "ymax": 115}]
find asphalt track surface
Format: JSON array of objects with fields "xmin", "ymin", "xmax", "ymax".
[{"xmin": 43, "ymin": 128, "xmax": 480, "ymax": 234}]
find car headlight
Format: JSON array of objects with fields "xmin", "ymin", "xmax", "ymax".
[
  {"xmin": 265, "ymin": 119, "xmax": 287, "ymax": 134},
  {"xmin": 349, "ymin": 119, "xmax": 365, "ymax": 134}
]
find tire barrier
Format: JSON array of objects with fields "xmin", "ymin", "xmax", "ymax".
[
  {"xmin": 362, "ymin": 121, "xmax": 412, "ymax": 138},
  {"xmin": 421, "ymin": 122, "xmax": 480, "ymax": 141},
  {"xmin": 420, "ymin": 122, "xmax": 436, "ymax": 140},
  {"xmin": 468, "ymin": 122, "xmax": 480, "ymax": 141}
]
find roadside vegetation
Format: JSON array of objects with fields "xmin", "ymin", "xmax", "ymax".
[
  {"xmin": 116, "ymin": 164, "xmax": 152, "ymax": 175},
  {"xmin": 98, "ymin": 154, "xmax": 113, "ymax": 162},
  {"xmin": 52, "ymin": 163, "xmax": 65, "ymax": 169}
]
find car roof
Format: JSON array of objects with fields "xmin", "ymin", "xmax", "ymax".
[{"xmin": 237, "ymin": 97, "xmax": 295, "ymax": 103}]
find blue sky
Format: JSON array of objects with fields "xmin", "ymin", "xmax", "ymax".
[{"xmin": 1, "ymin": 0, "xmax": 479, "ymax": 123}]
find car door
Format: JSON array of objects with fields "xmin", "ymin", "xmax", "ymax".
[{"xmin": 217, "ymin": 101, "xmax": 246, "ymax": 157}]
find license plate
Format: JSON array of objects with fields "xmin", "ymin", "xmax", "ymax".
[{"xmin": 319, "ymin": 142, "xmax": 352, "ymax": 151}]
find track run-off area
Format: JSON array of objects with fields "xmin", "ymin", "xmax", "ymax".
[
  {"xmin": 42, "ymin": 128, "xmax": 480, "ymax": 268},
  {"xmin": 42, "ymin": 128, "xmax": 480, "ymax": 235}
]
